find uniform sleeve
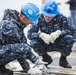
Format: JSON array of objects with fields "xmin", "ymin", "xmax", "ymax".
[
  {"xmin": 60, "ymin": 16, "xmax": 76, "ymax": 36},
  {"xmin": 1, "ymin": 20, "xmax": 26, "ymax": 44},
  {"xmin": 27, "ymin": 24, "xmax": 40, "ymax": 40},
  {"xmin": 67, "ymin": 1, "xmax": 76, "ymax": 5}
]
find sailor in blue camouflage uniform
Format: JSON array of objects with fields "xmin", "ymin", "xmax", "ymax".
[
  {"xmin": 0, "ymin": 3, "xmax": 40, "ymax": 75},
  {"xmin": 27, "ymin": 0, "xmax": 76, "ymax": 68}
]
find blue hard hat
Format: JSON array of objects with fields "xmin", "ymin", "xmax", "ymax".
[
  {"xmin": 41, "ymin": 0, "xmax": 60, "ymax": 17},
  {"xmin": 21, "ymin": 3, "xmax": 39, "ymax": 24}
]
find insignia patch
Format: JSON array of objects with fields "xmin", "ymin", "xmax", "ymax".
[{"xmin": 28, "ymin": 9, "xmax": 33, "ymax": 14}]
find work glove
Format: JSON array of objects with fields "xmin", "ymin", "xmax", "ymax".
[
  {"xmin": 50, "ymin": 30, "xmax": 61, "ymax": 43},
  {"xmin": 28, "ymin": 59, "xmax": 47, "ymax": 74},
  {"xmin": 34, "ymin": 58, "xmax": 48, "ymax": 66},
  {"xmin": 39, "ymin": 32, "xmax": 54, "ymax": 44},
  {"xmin": 28, "ymin": 67, "xmax": 42, "ymax": 74}
]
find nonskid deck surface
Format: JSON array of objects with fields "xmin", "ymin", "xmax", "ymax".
[{"xmin": 14, "ymin": 66, "xmax": 76, "ymax": 75}]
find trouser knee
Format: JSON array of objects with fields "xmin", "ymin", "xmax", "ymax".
[
  {"xmin": 60, "ymin": 35, "xmax": 74, "ymax": 49},
  {"xmin": 59, "ymin": 35, "xmax": 74, "ymax": 56},
  {"xmin": 63, "ymin": 35, "xmax": 74, "ymax": 44}
]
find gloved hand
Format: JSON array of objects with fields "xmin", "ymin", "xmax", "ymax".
[
  {"xmin": 39, "ymin": 32, "xmax": 54, "ymax": 44},
  {"xmin": 34, "ymin": 58, "xmax": 48, "ymax": 66},
  {"xmin": 28, "ymin": 59, "xmax": 47, "ymax": 74},
  {"xmin": 50, "ymin": 30, "xmax": 61, "ymax": 43},
  {"xmin": 28, "ymin": 67, "xmax": 42, "ymax": 74}
]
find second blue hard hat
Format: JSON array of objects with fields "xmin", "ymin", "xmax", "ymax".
[
  {"xmin": 21, "ymin": 3, "xmax": 39, "ymax": 24},
  {"xmin": 41, "ymin": 0, "xmax": 60, "ymax": 17}
]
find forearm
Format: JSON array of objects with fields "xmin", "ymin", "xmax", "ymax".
[
  {"xmin": 28, "ymin": 32, "xmax": 40, "ymax": 40},
  {"xmin": 17, "ymin": 57, "xmax": 30, "ymax": 70},
  {"xmin": 27, "ymin": 25, "xmax": 40, "ymax": 40}
]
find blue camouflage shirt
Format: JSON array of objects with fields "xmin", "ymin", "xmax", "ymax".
[
  {"xmin": 0, "ymin": 9, "xmax": 27, "ymax": 45},
  {"xmin": 28, "ymin": 13, "xmax": 76, "ymax": 40}
]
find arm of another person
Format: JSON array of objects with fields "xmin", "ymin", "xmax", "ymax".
[
  {"xmin": 65, "ymin": 0, "xmax": 76, "ymax": 5},
  {"xmin": 27, "ymin": 24, "xmax": 40, "ymax": 40}
]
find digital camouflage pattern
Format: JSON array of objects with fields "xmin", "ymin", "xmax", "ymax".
[
  {"xmin": 0, "ymin": 9, "xmax": 38, "ymax": 70},
  {"xmin": 28, "ymin": 13, "xmax": 76, "ymax": 56}
]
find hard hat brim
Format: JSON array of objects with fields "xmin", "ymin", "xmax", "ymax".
[{"xmin": 32, "ymin": 19, "xmax": 38, "ymax": 24}]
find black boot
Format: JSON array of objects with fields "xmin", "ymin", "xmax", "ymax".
[
  {"xmin": 59, "ymin": 55, "xmax": 72, "ymax": 68},
  {"xmin": 0, "ymin": 65, "xmax": 13, "ymax": 75},
  {"xmin": 42, "ymin": 53, "xmax": 53, "ymax": 67}
]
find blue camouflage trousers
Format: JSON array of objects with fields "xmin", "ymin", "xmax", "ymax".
[
  {"xmin": 30, "ymin": 35, "xmax": 75, "ymax": 56},
  {"xmin": 0, "ymin": 43, "xmax": 38, "ymax": 70}
]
